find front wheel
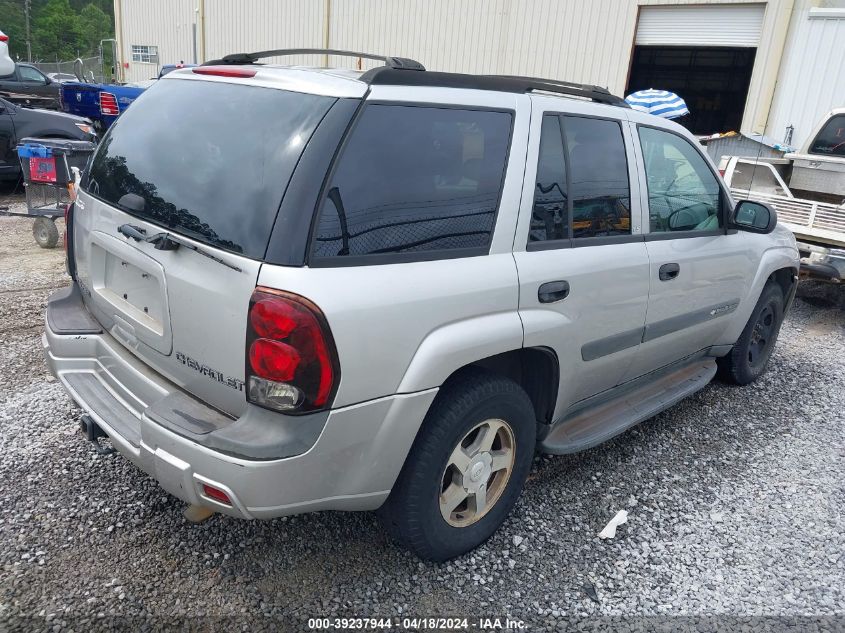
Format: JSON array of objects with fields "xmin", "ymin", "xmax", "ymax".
[
  {"xmin": 378, "ymin": 370, "xmax": 536, "ymax": 561},
  {"xmin": 717, "ymin": 282, "xmax": 785, "ymax": 385}
]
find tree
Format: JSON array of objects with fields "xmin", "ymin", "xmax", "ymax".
[
  {"xmin": 0, "ymin": 0, "xmax": 28, "ymax": 60},
  {"xmin": 32, "ymin": 0, "xmax": 86, "ymax": 61},
  {"xmin": 78, "ymin": 3, "xmax": 112, "ymax": 55}
]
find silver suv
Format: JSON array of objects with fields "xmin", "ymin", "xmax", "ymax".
[{"xmin": 44, "ymin": 49, "xmax": 799, "ymax": 561}]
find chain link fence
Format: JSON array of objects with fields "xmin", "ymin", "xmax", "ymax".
[{"xmin": 32, "ymin": 56, "xmax": 108, "ymax": 83}]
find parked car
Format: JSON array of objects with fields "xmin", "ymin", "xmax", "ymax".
[
  {"xmin": 158, "ymin": 63, "xmax": 197, "ymax": 78},
  {"xmin": 720, "ymin": 108, "xmax": 845, "ymax": 282},
  {"xmin": 0, "ymin": 29, "xmax": 13, "ymax": 76},
  {"xmin": 44, "ymin": 50, "xmax": 799, "ymax": 561},
  {"xmin": 0, "ymin": 62, "xmax": 62, "ymax": 109},
  {"xmin": 0, "ymin": 96, "xmax": 95, "ymax": 182}
]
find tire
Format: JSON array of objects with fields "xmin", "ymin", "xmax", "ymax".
[
  {"xmin": 717, "ymin": 282, "xmax": 785, "ymax": 385},
  {"xmin": 32, "ymin": 217, "xmax": 59, "ymax": 249},
  {"xmin": 378, "ymin": 369, "xmax": 536, "ymax": 561}
]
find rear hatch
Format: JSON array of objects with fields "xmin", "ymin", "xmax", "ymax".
[{"xmin": 73, "ymin": 73, "xmax": 337, "ymax": 415}]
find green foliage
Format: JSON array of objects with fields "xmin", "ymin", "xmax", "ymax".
[
  {"xmin": 2, "ymin": 0, "xmax": 114, "ymax": 62},
  {"xmin": 78, "ymin": 3, "xmax": 111, "ymax": 55},
  {"xmin": 0, "ymin": 0, "xmax": 28, "ymax": 60}
]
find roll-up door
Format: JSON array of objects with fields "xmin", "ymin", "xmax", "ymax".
[{"xmin": 635, "ymin": 4, "xmax": 765, "ymax": 47}]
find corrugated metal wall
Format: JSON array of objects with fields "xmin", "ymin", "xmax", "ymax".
[
  {"xmin": 116, "ymin": 0, "xmax": 195, "ymax": 82},
  {"xmin": 766, "ymin": 4, "xmax": 845, "ymax": 150},
  {"xmin": 327, "ymin": 0, "xmax": 639, "ymax": 93},
  {"xmin": 204, "ymin": 0, "xmax": 325, "ymax": 66},
  {"xmin": 115, "ymin": 0, "xmax": 798, "ymax": 133}
]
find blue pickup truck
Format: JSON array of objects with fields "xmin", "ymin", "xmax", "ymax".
[
  {"xmin": 60, "ymin": 64, "xmax": 196, "ymax": 131},
  {"xmin": 60, "ymin": 82, "xmax": 145, "ymax": 132}
]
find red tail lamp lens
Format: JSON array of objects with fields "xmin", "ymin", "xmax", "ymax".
[
  {"xmin": 99, "ymin": 92, "xmax": 119, "ymax": 116},
  {"xmin": 250, "ymin": 299, "xmax": 298, "ymax": 339},
  {"xmin": 249, "ymin": 339, "xmax": 300, "ymax": 382},
  {"xmin": 201, "ymin": 484, "xmax": 231, "ymax": 505},
  {"xmin": 192, "ymin": 66, "xmax": 257, "ymax": 78},
  {"xmin": 246, "ymin": 289, "xmax": 339, "ymax": 413}
]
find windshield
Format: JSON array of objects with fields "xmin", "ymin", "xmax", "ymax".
[{"xmin": 84, "ymin": 78, "xmax": 335, "ymax": 258}]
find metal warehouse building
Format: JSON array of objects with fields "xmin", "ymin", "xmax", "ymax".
[{"xmin": 113, "ymin": 0, "xmax": 845, "ymax": 148}]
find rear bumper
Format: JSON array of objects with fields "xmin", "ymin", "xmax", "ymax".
[
  {"xmin": 797, "ymin": 241, "xmax": 845, "ymax": 282},
  {"xmin": 44, "ymin": 285, "xmax": 437, "ymax": 519}
]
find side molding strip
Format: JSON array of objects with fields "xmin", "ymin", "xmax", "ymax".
[
  {"xmin": 641, "ymin": 300, "xmax": 740, "ymax": 343},
  {"xmin": 581, "ymin": 299, "xmax": 741, "ymax": 361}
]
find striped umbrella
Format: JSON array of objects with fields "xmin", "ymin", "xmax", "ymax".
[{"xmin": 624, "ymin": 89, "xmax": 689, "ymax": 119}]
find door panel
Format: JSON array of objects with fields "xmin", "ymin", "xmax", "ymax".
[
  {"xmin": 516, "ymin": 243, "xmax": 651, "ymax": 409},
  {"xmin": 622, "ymin": 121, "xmax": 755, "ymax": 380},
  {"xmin": 514, "ymin": 98, "xmax": 650, "ymax": 418},
  {"xmin": 624, "ymin": 233, "xmax": 753, "ymax": 379}
]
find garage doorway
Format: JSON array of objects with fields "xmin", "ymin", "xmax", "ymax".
[{"xmin": 626, "ymin": 46, "xmax": 757, "ymax": 135}]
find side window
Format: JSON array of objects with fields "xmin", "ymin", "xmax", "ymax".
[
  {"xmin": 529, "ymin": 115, "xmax": 568, "ymax": 242},
  {"xmin": 563, "ymin": 116, "xmax": 631, "ymax": 238},
  {"xmin": 638, "ymin": 126, "xmax": 722, "ymax": 233},
  {"xmin": 311, "ymin": 104, "xmax": 511, "ymax": 260},
  {"xmin": 729, "ymin": 162, "xmax": 787, "ymax": 197},
  {"xmin": 809, "ymin": 115, "xmax": 845, "ymax": 157},
  {"xmin": 17, "ymin": 66, "xmax": 46, "ymax": 83}
]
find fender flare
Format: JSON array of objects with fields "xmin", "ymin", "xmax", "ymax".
[
  {"xmin": 397, "ymin": 311, "xmax": 525, "ymax": 394},
  {"xmin": 721, "ymin": 244, "xmax": 798, "ymax": 344}
]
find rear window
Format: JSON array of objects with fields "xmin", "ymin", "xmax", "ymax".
[
  {"xmin": 84, "ymin": 78, "xmax": 335, "ymax": 258},
  {"xmin": 809, "ymin": 115, "xmax": 845, "ymax": 157},
  {"xmin": 311, "ymin": 104, "xmax": 512, "ymax": 262}
]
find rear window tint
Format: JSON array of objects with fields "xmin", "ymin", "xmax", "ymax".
[
  {"xmin": 564, "ymin": 116, "xmax": 631, "ymax": 239},
  {"xmin": 311, "ymin": 104, "xmax": 512, "ymax": 261},
  {"xmin": 84, "ymin": 79, "xmax": 335, "ymax": 258}
]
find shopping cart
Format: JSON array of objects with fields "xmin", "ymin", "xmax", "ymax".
[{"xmin": 0, "ymin": 138, "xmax": 96, "ymax": 248}]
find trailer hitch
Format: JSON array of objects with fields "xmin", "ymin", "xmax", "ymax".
[{"xmin": 79, "ymin": 414, "xmax": 115, "ymax": 455}]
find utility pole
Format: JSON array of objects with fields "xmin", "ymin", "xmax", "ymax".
[{"xmin": 24, "ymin": 0, "xmax": 32, "ymax": 62}]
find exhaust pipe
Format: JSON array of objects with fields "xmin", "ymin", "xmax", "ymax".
[{"xmin": 183, "ymin": 505, "xmax": 215, "ymax": 523}]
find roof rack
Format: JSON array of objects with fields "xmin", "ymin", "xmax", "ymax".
[
  {"xmin": 360, "ymin": 67, "xmax": 628, "ymax": 107},
  {"xmin": 203, "ymin": 48, "xmax": 426, "ymax": 71}
]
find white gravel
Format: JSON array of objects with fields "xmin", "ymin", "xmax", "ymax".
[{"xmin": 0, "ymin": 214, "xmax": 843, "ymax": 631}]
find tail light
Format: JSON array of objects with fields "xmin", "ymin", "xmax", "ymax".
[
  {"xmin": 99, "ymin": 92, "xmax": 119, "ymax": 116},
  {"xmin": 192, "ymin": 66, "xmax": 257, "ymax": 78},
  {"xmin": 719, "ymin": 169, "xmax": 726, "ymax": 177},
  {"xmin": 245, "ymin": 288, "xmax": 339, "ymax": 414},
  {"xmin": 0, "ymin": 34, "xmax": 8, "ymax": 42}
]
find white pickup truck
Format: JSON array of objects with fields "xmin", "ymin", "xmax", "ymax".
[{"xmin": 720, "ymin": 108, "xmax": 845, "ymax": 282}]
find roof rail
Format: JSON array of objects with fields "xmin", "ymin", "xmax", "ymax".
[
  {"xmin": 361, "ymin": 68, "xmax": 628, "ymax": 107},
  {"xmin": 203, "ymin": 48, "xmax": 425, "ymax": 71}
]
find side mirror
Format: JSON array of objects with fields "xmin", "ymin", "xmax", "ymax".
[{"xmin": 729, "ymin": 199, "xmax": 777, "ymax": 234}]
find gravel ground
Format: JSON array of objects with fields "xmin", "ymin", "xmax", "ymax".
[{"xmin": 0, "ymin": 212, "xmax": 843, "ymax": 632}]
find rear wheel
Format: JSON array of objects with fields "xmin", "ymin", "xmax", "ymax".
[
  {"xmin": 717, "ymin": 282, "xmax": 784, "ymax": 385},
  {"xmin": 378, "ymin": 370, "xmax": 536, "ymax": 561},
  {"xmin": 32, "ymin": 217, "xmax": 59, "ymax": 249}
]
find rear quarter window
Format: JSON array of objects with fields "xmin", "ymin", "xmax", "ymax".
[
  {"xmin": 809, "ymin": 115, "xmax": 845, "ymax": 157},
  {"xmin": 84, "ymin": 79, "xmax": 335, "ymax": 259},
  {"xmin": 310, "ymin": 104, "xmax": 512, "ymax": 263}
]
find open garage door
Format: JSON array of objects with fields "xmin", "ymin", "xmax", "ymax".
[{"xmin": 627, "ymin": 4, "xmax": 764, "ymax": 135}]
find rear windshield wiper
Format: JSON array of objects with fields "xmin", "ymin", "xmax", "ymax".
[{"xmin": 117, "ymin": 224, "xmax": 242, "ymax": 272}]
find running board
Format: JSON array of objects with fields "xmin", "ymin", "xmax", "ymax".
[{"xmin": 540, "ymin": 359, "xmax": 717, "ymax": 455}]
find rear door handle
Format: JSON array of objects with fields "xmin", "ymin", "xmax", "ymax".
[
  {"xmin": 659, "ymin": 263, "xmax": 680, "ymax": 281},
  {"xmin": 538, "ymin": 280, "xmax": 570, "ymax": 303}
]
